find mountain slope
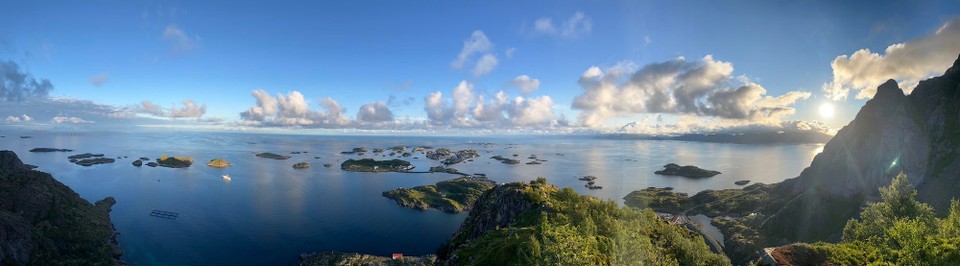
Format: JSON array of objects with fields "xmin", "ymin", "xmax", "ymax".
[{"xmin": 0, "ymin": 150, "xmax": 122, "ymax": 265}]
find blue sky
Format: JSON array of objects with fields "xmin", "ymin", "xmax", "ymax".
[{"xmin": 2, "ymin": 0, "xmax": 959, "ymax": 133}]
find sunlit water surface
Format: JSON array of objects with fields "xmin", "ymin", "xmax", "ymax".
[{"xmin": 1, "ymin": 131, "xmax": 821, "ymax": 265}]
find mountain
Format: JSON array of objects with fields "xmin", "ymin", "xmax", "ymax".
[
  {"xmin": 304, "ymin": 178, "xmax": 728, "ymax": 265},
  {"xmin": 0, "ymin": 151, "xmax": 122, "ymax": 265},
  {"xmin": 608, "ymin": 130, "xmax": 834, "ymax": 144}
]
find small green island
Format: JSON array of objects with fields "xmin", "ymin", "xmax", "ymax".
[
  {"xmin": 157, "ymin": 155, "xmax": 194, "ymax": 168},
  {"xmin": 381, "ymin": 176, "xmax": 496, "ymax": 213},
  {"xmin": 654, "ymin": 163, "xmax": 721, "ymax": 178},
  {"xmin": 206, "ymin": 158, "xmax": 232, "ymax": 168},
  {"xmin": 292, "ymin": 162, "xmax": 309, "ymax": 169},
  {"xmin": 340, "ymin": 158, "xmax": 413, "ymax": 172},
  {"xmin": 255, "ymin": 152, "xmax": 291, "ymax": 160}
]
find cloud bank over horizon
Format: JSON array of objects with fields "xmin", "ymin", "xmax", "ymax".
[{"xmin": 823, "ymin": 17, "xmax": 960, "ymax": 101}]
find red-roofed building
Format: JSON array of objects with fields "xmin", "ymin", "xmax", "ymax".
[{"xmin": 392, "ymin": 253, "xmax": 403, "ymax": 260}]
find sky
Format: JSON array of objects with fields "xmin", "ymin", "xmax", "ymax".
[{"xmin": 1, "ymin": 0, "xmax": 959, "ymax": 134}]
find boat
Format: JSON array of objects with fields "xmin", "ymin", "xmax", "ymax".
[{"xmin": 222, "ymin": 174, "xmax": 231, "ymax": 181}]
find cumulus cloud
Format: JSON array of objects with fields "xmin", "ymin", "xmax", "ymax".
[
  {"xmin": 356, "ymin": 102, "xmax": 394, "ymax": 123},
  {"xmin": 533, "ymin": 12, "xmax": 592, "ymax": 38},
  {"xmin": 168, "ymin": 99, "xmax": 207, "ymax": 118},
  {"xmin": 137, "ymin": 101, "xmax": 165, "ymax": 116},
  {"xmin": 572, "ymin": 55, "xmax": 811, "ymax": 128},
  {"xmin": 51, "ymin": 114, "xmax": 94, "ymax": 124},
  {"xmin": 511, "ymin": 75, "xmax": 541, "ymax": 95},
  {"xmin": 0, "ymin": 60, "xmax": 53, "ymax": 102},
  {"xmin": 424, "ymin": 80, "xmax": 560, "ymax": 128},
  {"xmin": 472, "ymin": 53, "xmax": 499, "ymax": 76},
  {"xmin": 451, "ymin": 31, "xmax": 492, "ymax": 69},
  {"xmin": 505, "ymin": 48, "xmax": 517, "ymax": 59},
  {"xmin": 90, "ymin": 74, "xmax": 108, "ymax": 87},
  {"xmin": 239, "ymin": 90, "xmax": 349, "ymax": 127},
  {"xmin": 162, "ymin": 24, "xmax": 200, "ymax": 53},
  {"xmin": 823, "ymin": 17, "xmax": 960, "ymax": 100},
  {"xmin": 4, "ymin": 114, "xmax": 31, "ymax": 123}
]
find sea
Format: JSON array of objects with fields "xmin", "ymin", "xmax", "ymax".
[{"xmin": 1, "ymin": 130, "xmax": 822, "ymax": 265}]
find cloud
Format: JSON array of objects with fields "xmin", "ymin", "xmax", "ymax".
[
  {"xmin": 644, "ymin": 36, "xmax": 652, "ymax": 45},
  {"xmin": 239, "ymin": 90, "xmax": 349, "ymax": 127},
  {"xmin": 356, "ymin": 102, "xmax": 394, "ymax": 123},
  {"xmin": 0, "ymin": 60, "xmax": 53, "ymax": 102},
  {"xmin": 4, "ymin": 114, "xmax": 31, "ymax": 123},
  {"xmin": 823, "ymin": 17, "xmax": 960, "ymax": 100},
  {"xmin": 505, "ymin": 48, "xmax": 517, "ymax": 59},
  {"xmin": 424, "ymin": 80, "xmax": 560, "ymax": 128},
  {"xmin": 472, "ymin": 53, "xmax": 498, "ymax": 76},
  {"xmin": 572, "ymin": 55, "xmax": 810, "ymax": 128},
  {"xmin": 137, "ymin": 101, "xmax": 165, "ymax": 116},
  {"xmin": 451, "ymin": 30, "xmax": 492, "ymax": 69},
  {"xmin": 162, "ymin": 24, "xmax": 200, "ymax": 53},
  {"xmin": 168, "ymin": 99, "xmax": 207, "ymax": 118},
  {"xmin": 51, "ymin": 114, "xmax": 94, "ymax": 124},
  {"xmin": 511, "ymin": 75, "xmax": 541, "ymax": 95},
  {"xmin": 89, "ymin": 74, "xmax": 108, "ymax": 87},
  {"xmin": 386, "ymin": 95, "xmax": 416, "ymax": 107},
  {"xmin": 533, "ymin": 12, "xmax": 592, "ymax": 38}
]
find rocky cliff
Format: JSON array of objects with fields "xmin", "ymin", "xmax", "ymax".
[
  {"xmin": 0, "ymin": 150, "xmax": 122, "ymax": 265},
  {"xmin": 765, "ymin": 53, "xmax": 960, "ymax": 242}
]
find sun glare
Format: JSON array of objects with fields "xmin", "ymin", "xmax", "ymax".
[{"xmin": 819, "ymin": 103, "xmax": 835, "ymax": 118}]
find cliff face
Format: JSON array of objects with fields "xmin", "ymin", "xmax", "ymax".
[
  {"xmin": 766, "ymin": 54, "xmax": 960, "ymax": 242},
  {"xmin": 0, "ymin": 150, "xmax": 122, "ymax": 265}
]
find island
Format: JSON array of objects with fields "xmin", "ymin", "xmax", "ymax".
[
  {"xmin": 340, "ymin": 147, "xmax": 367, "ymax": 154},
  {"xmin": 381, "ymin": 176, "xmax": 496, "ymax": 213},
  {"xmin": 735, "ymin": 180, "xmax": 751, "ymax": 185},
  {"xmin": 206, "ymin": 158, "xmax": 232, "ymax": 168},
  {"xmin": 323, "ymin": 163, "xmax": 332, "ymax": 168},
  {"xmin": 29, "ymin": 148, "xmax": 74, "ymax": 152},
  {"xmin": 426, "ymin": 148, "xmax": 480, "ymax": 164},
  {"xmin": 255, "ymin": 152, "xmax": 291, "ymax": 160},
  {"xmin": 654, "ymin": 163, "xmax": 721, "ymax": 178},
  {"xmin": 157, "ymin": 156, "xmax": 193, "ymax": 168},
  {"xmin": 490, "ymin": 155, "xmax": 520, "ymax": 164},
  {"xmin": 67, "ymin": 153, "xmax": 115, "ymax": 166},
  {"xmin": 340, "ymin": 158, "xmax": 413, "ymax": 172},
  {"xmin": 292, "ymin": 162, "xmax": 309, "ymax": 169},
  {"xmin": 132, "ymin": 160, "xmax": 142, "ymax": 167}
]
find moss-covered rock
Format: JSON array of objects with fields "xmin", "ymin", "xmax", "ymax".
[{"xmin": 382, "ymin": 176, "xmax": 495, "ymax": 213}]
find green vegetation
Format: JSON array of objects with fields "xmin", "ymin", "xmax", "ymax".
[
  {"xmin": 623, "ymin": 187, "xmax": 693, "ymax": 213},
  {"xmin": 157, "ymin": 155, "xmax": 193, "ymax": 168},
  {"xmin": 443, "ymin": 179, "xmax": 729, "ymax": 265},
  {"xmin": 787, "ymin": 172, "xmax": 960, "ymax": 265},
  {"xmin": 206, "ymin": 158, "xmax": 232, "ymax": 168},
  {"xmin": 340, "ymin": 158, "xmax": 413, "ymax": 172},
  {"xmin": 300, "ymin": 252, "xmax": 435, "ymax": 266},
  {"xmin": 382, "ymin": 176, "xmax": 495, "ymax": 213}
]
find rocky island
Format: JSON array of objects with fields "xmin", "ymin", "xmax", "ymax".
[
  {"xmin": 425, "ymin": 148, "xmax": 480, "ymax": 165},
  {"xmin": 157, "ymin": 156, "xmax": 193, "ymax": 168},
  {"xmin": 255, "ymin": 152, "xmax": 291, "ymax": 160},
  {"xmin": 206, "ymin": 158, "xmax": 232, "ymax": 168},
  {"xmin": 654, "ymin": 163, "xmax": 721, "ymax": 178},
  {"xmin": 29, "ymin": 148, "xmax": 74, "ymax": 152},
  {"xmin": 292, "ymin": 162, "xmax": 309, "ymax": 169},
  {"xmin": 68, "ymin": 153, "xmax": 116, "ymax": 166},
  {"xmin": 340, "ymin": 158, "xmax": 413, "ymax": 172},
  {"xmin": 490, "ymin": 155, "xmax": 520, "ymax": 164},
  {"xmin": 0, "ymin": 150, "xmax": 122, "ymax": 265},
  {"xmin": 381, "ymin": 176, "xmax": 496, "ymax": 213}
]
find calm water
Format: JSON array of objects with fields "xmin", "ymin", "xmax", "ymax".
[{"xmin": 1, "ymin": 131, "xmax": 821, "ymax": 265}]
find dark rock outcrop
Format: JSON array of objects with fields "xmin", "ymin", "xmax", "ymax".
[
  {"xmin": 255, "ymin": 152, "xmax": 291, "ymax": 160},
  {"xmin": 29, "ymin": 148, "xmax": 73, "ymax": 153},
  {"xmin": 340, "ymin": 159, "xmax": 413, "ymax": 172},
  {"xmin": 654, "ymin": 163, "xmax": 721, "ymax": 178},
  {"xmin": 0, "ymin": 151, "xmax": 122, "ymax": 265}
]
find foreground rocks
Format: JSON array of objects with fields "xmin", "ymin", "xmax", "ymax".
[
  {"xmin": 654, "ymin": 163, "xmax": 721, "ymax": 178},
  {"xmin": 0, "ymin": 151, "xmax": 122, "ymax": 265},
  {"xmin": 382, "ymin": 176, "xmax": 495, "ymax": 213},
  {"xmin": 300, "ymin": 252, "xmax": 436, "ymax": 266}
]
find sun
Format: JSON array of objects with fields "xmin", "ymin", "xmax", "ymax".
[{"xmin": 818, "ymin": 103, "xmax": 835, "ymax": 118}]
